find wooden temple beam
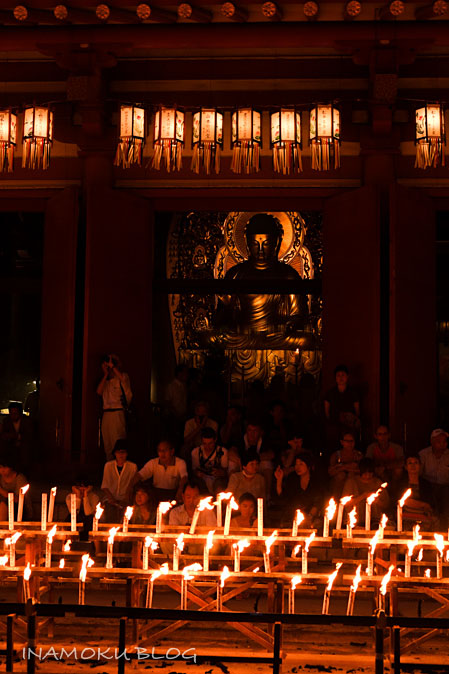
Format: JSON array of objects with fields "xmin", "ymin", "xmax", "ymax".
[
  {"xmin": 12, "ymin": 5, "xmax": 60, "ymax": 24},
  {"xmin": 95, "ymin": 4, "xmax": 140, "ymax": 23},
  {"xmin": 52, "ymin": 5, "xmax": 101, "ymax": 23},
  {"xmin": 415, "ymin": 0, "xmax": 448, "ymax": 19},
  {"xmin": 177, "ymin": 3, "xmax": 213, "ymax": 21},
  {"xmin": 220, "ymin": 2, "xmax": 248, "ymax": 21},
  {"xmin": 135, "ymin": 3, "xmax": 178, "ymax": 22}
]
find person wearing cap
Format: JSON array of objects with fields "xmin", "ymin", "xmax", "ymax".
[
  {"xmin": 226, "ymin": 450, "xmax": 266, "ymax": 501},
  {"xmin": 274, "ymin": 452, "xmax": 322, "ymax": 527},
  {"xmin": 419, "ymin": 429, "xmax": 449, "ymax": 526}
]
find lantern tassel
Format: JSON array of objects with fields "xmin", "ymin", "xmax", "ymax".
[
  {"xmin": 0, "ymin": 142, "xmax": 14, "ymax": 172},
  {"xmin": 191, "ymin": 143, "xmax": 220, "ymax": 175},
  {"xmin": 273, "ymin": 142, "xmax": 302, "ymax": 174},
  {"xmin": 151, "ymin": 140, "xmax": 183, "ymax": 172},
  {"xmin": 114, "ymin": 139, "xmax": 143, "ymax": 168},
  {"xmin": 311, "ymin": 139, "xmax": 340, "ymax": 171},
  {"xmin": 22, "ymin": 138, "xmax": 51, "ymax": 170},
  {"xmin": 415, "ymin": 139, "xmax": 445, "ymax": 169},
  {"xmin": 231, "ymin": 140, "xmax": 260, "ymax": 174}
]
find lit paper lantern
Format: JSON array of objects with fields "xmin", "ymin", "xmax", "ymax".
[
  {"xmin": 152, "ymin": 107, "xmax": 184, "ymax": 172},
  {"xmin": 270, "ymin": 108, "xmax": 302, "ymax": 174},
  {"xmin": 0, "ymin": 110, "xmax": 17, "ymax": 172},
  {"xmin": 415, "ymin": 103, "xmax": 445, "ymax": 169},
  {"xmin": 191, "ymin": 108, "xmax": 223, "ymax": 174},
  {"xmin": 22, "ymin": 106, "xmax": 53, "ymax": 170},
  {"xmin": 114, "ymin": 104, "xmax": 146, "ymax": 168},
  {"xmin": 231, "ymin": 108, "xmax": 261, "ymax": 173},
  {"xmin": 309, "ymin": 104, "xmax": 340, "ymax": 170}
]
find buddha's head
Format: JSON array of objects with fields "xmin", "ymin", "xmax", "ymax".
[{"xmin": 245, "ymin": 214, "xmax": 283, "ymax": 268}]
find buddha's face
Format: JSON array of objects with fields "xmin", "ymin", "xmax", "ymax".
[{"xmin": 246, "ymin": 232, "xmax": 279, "ymax": 267}]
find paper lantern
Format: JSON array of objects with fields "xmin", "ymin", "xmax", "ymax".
[
  {"xmin": 415, "ymin": 103, "xmax": 445, "ymax": 169},
  {"xmin": 114, "ymin": 104, "xmax": 146, "ymax": 168},
  {"xmin": 270, "ymin": 108, "xmax": 302, "ymax": 174},
  {"xmin": 22, "ymin": 106, "xmax": 53, "ymax": 170},
  {"xmin": 309, "ymin": 104, "xmax": 340, "ymax": 170},
  {"xmin": 231, "ymin": 108, "xmax": 261, "ymax": 173},
  {"xmin": 0, "ymin": 110, "xmax": 17, "ymax": 172},
  {"xmin": 191, "ymin": 108, "xmax": 223, "ymax": 174},
  {"xmin": 152, "ymin": 107, "xmax": 184, "ymax": 172}
]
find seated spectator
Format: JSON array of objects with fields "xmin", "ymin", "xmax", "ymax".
[
  {"xmin": 0, "ymin": 454, "xmax": 30, "ymax": 521},
  {"xmin": 389, "ymin": 454, "xmax": 435, "ymax": 529},
  {"xmin": 227, "ymin": 450, "xmax": 266, "ymax": 501},
  {"xmin": 342, "ymin": 458, "xmax": 389, "ymax": 527},
  {"xmin": 183, "ymin": 401, "xmax": 218, "ymax": 456},
  {"xmin": 287, "ymin": 428, "xmax": 305, "ymax": 457},
  {"xmin": 265, "ymin": 400, "xmax": 292, "ymax": 456},
  {"xmin": 131, "ymin": 440, "xmax": 187, "ymax": 503},
  {"xmin": 419, "ymin": 428, "xmax": 449, "ymax": 527},
  {"xmin": 0, "ymin": 402, "xmax": 32, "ymax": 469},
  {"xmin": 101, "ymin": 439, "xmax": 137, "ymax": 522},
  {"xmin": 274, "ymin": 452, "xmax": 322, "ymax": 527},
  {"xmin": 324, "ymin": 364, "xmax": 360, "ymax": 451},
  {"xmin": 220, "ymin": 405, "xmax": 245, "ymax": 451},
  {"xmin": 366, "ymin": 425, "xmax": 404, "ymax": 480},
  {"xmin": 239, "ymin": 420, "xmax": 274, "ymax": 494},
  {"xmin": 131, "ymin": 484, "xmax": 156, "ymax": 526},
  {"xmin": 169, "ymin": 481, "xmax": 216, "ymax": 528},
  {"xmin": 66, "ymin": 475, "xmax": 100, "ymax": 540},
  {"xmin": 328, "ymin": 431, "xmax": 362, "ymax": 498},
  {"xmin": 231, "ymin": 492, "xmax": 257, "ymax": 529},
  {"xmin": 191, "ymin": 427, "xmax": 229, "ymax": 496}
]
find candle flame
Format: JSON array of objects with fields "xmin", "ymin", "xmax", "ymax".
[
  {"xmin": 379, "ymin": 513, "xmax": 388, "ymax": 531},
  {"xmin": 228, "ymin": 496, "xmax": 239, "ymax": 511},
  {"xmin": 380, "ymin": 565, "xmax": 395, "ymax": 596},
  {"xmin": 63, "ymin": 539, "xmax": 71, "ymax": 552},
  {"xmin": 5, "ymin": 532, "xmax": 22, "ymax": 547},
  {"xmin": 369, "ymin": 530, "xmax": 380, "ymax": 554},
  {"xmin": 326, "ymin": 498, "xmax": 337, "ymax": 521},
  {"xmin": 253, "ymin": 567, "xmax": 260, "ymax": 573},
  {"xmin": 425, "ymin": 568, "xmax": 431, "ymax": 578},
  {"xmin": 407, "ymin": 540, "xmax": 417, "ymax": 557},
  {"xmin": 176, "ymin": 533, "xmax": 185, "ymax": 552},
  {"xmin": 59, "ymin": 558, "xmax": 65, "ymax": 569},
  {"xmin": 144, "ymin": 536, "xmax": 159, "ymax": 552},
  {"xmin": 124, "ymin": 506, "xmax": 133, "ymax": 521},
  {"xmin": 446, "ymin": 550, "xmax": 449, "ymax": 563},
  {"xmin": 351, "ymin": 564, "xmax": 362, "ymax": 593},
  {"xmin": 50, "ymin": 486, "xmax": 57, "ymax": 496},
  {"xmin": 340, "ymin": 495, "xmax": 353, "ymax": 506},
  {"xmin": 216, "ymin": 492, "xmax": 232, "ymax": 503},
  {"xmin": 366, "ymin": 488, "xmax": 383, "ymax": 506},
  {"xmin": 0, "ymin": 555, "xmax": 9, "ymax": 566},
  {"xmin": 23, "ymin": 562, "xmax": 31, "ymax": 579},
  {"xmin": 182, "ymin": 562, "xmax": 202, "ymax": 580},
  {"xmin": 305, "ymin": 532, "xmax": 316, "ymax": 551},
  {"xmin": 434, "ymin": 533, "xmax": 445, "ymax": 557},
  {"xmin": 413, "ymin": 524, "xmax": 422, "ymax": 543},
  {"xmin": 220, "ymin": 565, "xmax": 231, "ymax": 587},
  {"xmin": 108, "ymin": 527, "xmax": 120, "ymax": 545},
  {"xmin": 95, "ymin": 503, "xmax": 104, "ymax": 521},
  {"xmin": 79, "ymin": 553, "xmax": 94, "ymax": 582},
  {"xmin": 295, "ymin": 509, "xmax": 305, "ymax": 527},
  {"xmin": 158, "ymin": 501, "xmax": 174, "ymax": 515},
  {"xmin": 399, "ymin": 488, "xmax": 412, "ymax": 508},
  {"xmin": 292, "ymin": 544, "xmax": 301, "ymax": 559},
  {"xmin": 151, "ymin": 562, "xmax": 169, "ymax": 583},
  {"xmin": 291, "ymin": 574, "xmax": 302, "ymax": 590},
  {"xmin": 380, "ymin": 482, "xmax": 388, "ymax": 489},
  {"xmin": 206, "ymin": 530, "xmax": 215, "ymax": 550},
  {"xmin": 47, "ymin": 525, "xmax": 57, "ymax": 544},
  {"xmin": 348, "ymin": 507, "xmax": 357, "ymax": 529},
  {"xmin": 417, "ymin": 548, "xmax": 423, "ymax": 562},
  {"xmin": 326, "ymin": 562, "xmax": 343, "ymax": 592},
  {"xmin": 198, "ymin": 496, "xmax": 214, "ymax": 511},
  {"xmin": 20, "ymin": 484, "xmax": 30, "ymax": 495},
  {"xmin": 234, "ymin": 538, "xmax": 250, "ymax": 554},
  {"xmin": 265, "ymin": 530, "xmax": 278, "ymax": 555}
]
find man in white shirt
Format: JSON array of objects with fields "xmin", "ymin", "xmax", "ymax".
[
  {"xmin": 131, "ymin": 440, "xmax": 188, "ymax": 502},
  {"xmin": 101, "ymin": 440, "xmax": 137, "ymax": 521},
  {"xmin": 169, "ymin": 482, "xmax": 216, "ymax": 528},
  {"xmin": 191, "ymin": 427, "xmax": 229, "ymax": 496},
  {"xmin": 419, "ymin": 428, "xmax": 449, "ymax": 527}
]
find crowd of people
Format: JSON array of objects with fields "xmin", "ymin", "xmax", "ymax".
[{"xmin": 1, "ymin": 360, "xmax": 449, "ymax": 535}]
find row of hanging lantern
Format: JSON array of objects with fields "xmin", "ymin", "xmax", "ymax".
[
  {"xmin": 0, "ymin": 102, "xmax": 445, "ymax": 173},
  {"xmin": 0, "ymin": 106, "xmax": 53, "ymax": 172}
]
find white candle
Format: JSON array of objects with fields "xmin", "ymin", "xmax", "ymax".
[
  {"xmin": 223, "ymin": 497, "xmax": 238, "ymax": 536},
  {"xmin": 23, "ymin": 563, "xmax": 31, "ymax": 601},
  {"xmin": 397, "ymin": 489, "xmax": 412, "ymax": 532},
  {"xmin": 142, "ymin": 536, "xmax": 151, "ymax": 571},
  {"xmin": 257, "ymin": 498, "xmax": 264, "ymax": 537},
  {"xmin": 292, "ymin": 509, "xmax": 304, "ymax": 537},
  {"xmin": 106, "ymin": 527, "xmax": 119, "ymax": 569},
  {"xmin": 189, "ymin": 509, "xmax": 200, "ymax": 535},
  {"xmin": 301, "ymin": 547, "xmax": 308, "ymax": 574},
  {"xmin": 437, "ymin": 553, "xmax": 443, "ymax": 579},
  {"xmin": 405, "ymin": 553, "xmax": 411, "ymax": 578},
  {"xmin": 17, "ymin": 484, "xmax": 29, "ymax": 523},
  {"xmin": 203, "ymin": 530, "xmax": 214, "ymax": 572},
  {"xmin": 48, "ymin": 487, "xmax": 57, "ymax": 523},
  {"xmin": 346, "ymin": 507, "xmax": 357, "ymax": 539},
  {"xmin": 173, "ymin": 544, "xmax": 179, "ymax": 571},
  {"xmin": 122, "ymin": 506, "xmax": 133, "ymax": 534},
  {"xmin": 263, "ymin": 552, "xmax": 271, "ymax": 573},
  {"xmin": 41, "ymin": 493, "xmax": 47, "ymax": 531},
  {"xmin": 346, "ymin": 565, "xmax": 361, "ymax": 615},
  {"xmin": 322, "ymin": 563, "xmax": 342, "ymax": 615},
  {"xmin": 233, "ymin": 545, "xmax": 240, "ymax": 572},
  {"xmin": 155, "ymin": 501, "xmax": 174, "ymax": 534},
  {"xmin": 93, "ymin": 503, "xmax": 104, "ymax": 532},
  {"xmin": 323, "ymin": 498, "xmax": 337, "ymax": 538},
  {"xmin": 367, "ymin": 551, "xmax": 374, "ymax": 576},
  {"xmin": 70, "ymin": 493, "xmax": 77, "ymax": 532},
  {"xmin": 365, "ymin": 502, "xmax": 371, "ymax": 532},
  {"xmin": 217, "ymin": 566, "xmax": 230, "ymax": 611},
  {"xmin": 7, "ymin": 493, "xmax": 14, "ymax": 532},
  {"xmin": 322, "ymin": 589, "xmax": 331, "ymax": 615},
  {"xmin": 216, "ymin": 499, "xmax": 223, "ymax": 528},
  {"xmin": 45, "ymin": 526, "xmax": 56, "ymax": 568},
  {"xmin": 289, "ymin": 576, "xmax": 302, "ymax": 614},
  {"xmin": 336, "ymin": 496, "xmax": 352, "ymax": 530}
]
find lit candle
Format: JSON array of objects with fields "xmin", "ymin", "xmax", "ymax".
[
  {"xmin": 263, "ymin": 530, "xmax": 277, "ymax": 573},
  {"xmin": 346, "ymin": 564, "xmax": 362, "ymax": 616},
  {"xmin": 146, "ymin": 563, "xmax": 169, "ymax": 608},
  {"xmin": 59, "ymin": 559, "xmax": 65, "ymax": 569},
  {"xmin": 203, "ymin": 530, "xmax": 215, "ymax": 572},
  {"xmin": 336, "ymin": 496, "xmax": 352, "ymax": 530},
  {"xmin": 92, "ymin": 503, "xmax": 104, "ymax": 532},
  {"xmin": 434, "ymin": 534, "xmax": 445, "ymax": 579},
  {"xmin": 425, "ymin": 568, "xmax": 431, "ymax": 578},
  {"xmin": 223, "ymin": 496, "xmax": 239, "ymax": 536},
  {"xmin": 322, "ymin": 563, "xmax": 342, "ymax": 615},
  {"xmin": 302, "ymin": 532, "xmax": 315, "ymax": 574},
  {"xmin": 5, "ymin": 532, "xmax": 21, "ymax": 567},
  {"xmin": 63, "ymin": 539, "xmax": 71, "ymax": 553},
  {"xmin": 323, "ymin": 498, "xmax": 337, "ymax": 538},
  {"xmin": 377, "ymin": 514, "xmax": 388, "ymax": 540},
  {"xmin": 397, "ymin": 488, "xmax": 412, "ymax": 532},
  {"xmin": 7, "ymin": 493, "xmax": 14, "ymax": 531},
  {"xmin": 23, "ymin": 563, "xmax": 31, "ymax": 601},
  {"xmin": 156, "ymin": 501, "xmax": 175, "ymax": 534},
  {"xmin": 257, "ymin": 498, "xmax": 264, "ymax": 537},
  {"xmin": 346, "ymin": 507, "xmax": 357, "ymax": 538},
  {"xmin": 106, "ymin": 527, "xmax": 120, "ymax": 569},
  {"xmin": 79, "ymin": 553, "xmax": 94, "ymax": 605},
  {"xmin": 181, "ymin": 563, "xmax": 202, "ymax": 610},
  {"xmin": 289, "ymin": 575, "xmax": 302, "ymax": 614},
  {"xmin": 122, "ymin": 506, "xmax": 133, "ymax": 534},
  {"xmin": 189, "ymin": 496, "xmax": 214, "ymax": 534},
  {"xmin": 217, "ymin": 565, "xmax": 230, "ymax": 611},
  {"xmin": 17, "ymin": 484, "xmax": 29, "ymax": 522},
  {"xmin": 291, "ymin": 544, "xmax": 301, "ymax": 559},
  {"xmin": 233, "ymin": 538, "xmax": 250, "ymax": 573},
  {"xmin": 70, "ymin": 493, "xmax": 77, "ymax": 532},
  {"xmin": 378, "ymin": 565, "xmax": 394, "ymax": 612},
  {"xmin": 48, "ymin": 487, "xmax": 57, "ymax": 523},
  {"xmin": 367, "ymin": 530, "xmax": 380, "ymax": 576},
  {"xmin": 405, "ymin": 540, "xmax": 415, "ymax": 578},
  {"xmin": 142, "ymin": 536, "xmax": 158, "ymax": 570},
  {"xmin": 215, "ymin": 492, "xmax": 231, "ymax": 528},
  {"xmin": 173, "ymin": 533, "xmax": 184, "ymax": 571},
  {"xmin": 45, "ymin": 525, "xmax": 57, "ymax": 568},
  {"xmin": 291, "ymin": 509, "xmax": 304, "ymax": 537},
  {"xmin": 365, "ymin": 483, "xmax": 387, "ymax": 531},
  {"xmin": 41, "ymin": 493, "xmax": 47, "ymax": 531}
]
